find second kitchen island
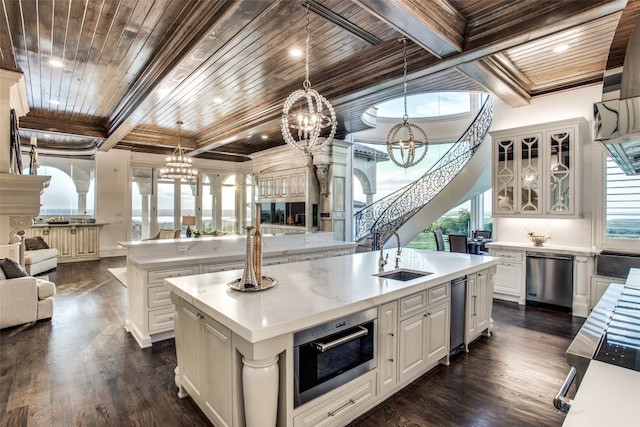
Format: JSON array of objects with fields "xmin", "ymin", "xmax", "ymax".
[{"xmin": 165, "ymin": 249, "xmax": 498, "ymax": 427}]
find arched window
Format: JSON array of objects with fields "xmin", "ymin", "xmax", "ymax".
[{"xmin": 375, "ymin": 92, "xmax": 471, "ymax": 118}]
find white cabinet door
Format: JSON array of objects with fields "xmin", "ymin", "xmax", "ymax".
[
  {"xmin": 494, "ymin": 262, "xmax": 522, "ymax": 296},
  {"xmin": 491, "ymin": 250, "xmax": 523, "ymax": 300},
  {"xmin": 49, "ymin": 227, "xmax": 73, "ymax": 258},
  {"xmin": 398, "ymin": 313, "xmax": 427, "ymax": 382},
  {"xmin": 203, "ymin": 316, "xmax": 233, "ymax": 427},
  {"xmin": 476, "ymin": 270, "xmax": 491, "ymax": 334},
  {"xmin": 466, "ymin": 273, "xmax": 478, "ymax": 341},
  {"xmin": 425, "ymin": 302, "xmax": 448, "ymax": 364},
  {"xmin": 466, "ymin": 269, "xmax": 492, "ymax": 349},
  {"xmin": 491, "ymin": 118, "xmax": 585, "ymax": 218},
  {"xmin": 378, "ymin": 301, "xmax": 398, "ymax": 396},
  {"xmin": 179, "ymin": 301, "xmax": 233, "ymax": 427},
  {"xmin": 180, "ymin": 303, "xmax": 203, "ymax": 399}
]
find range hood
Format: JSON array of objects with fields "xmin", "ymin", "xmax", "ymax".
[{"xmin": 594, "ymin": 16, "xmax": 640, "ymax": 175}]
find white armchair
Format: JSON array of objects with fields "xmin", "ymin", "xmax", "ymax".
[{"xmin": 0, "ymin": 275, "xmax": 56, "ymax": 329}]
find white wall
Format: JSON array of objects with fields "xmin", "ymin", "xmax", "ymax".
[
  {"xmin": 492, "ymin": 84, "xmax": 604, "ymax": 248},
  {"xmin": 96, "ymin": 149, "xmax": 130, "ymax": 256},
  {"xmin": 493, "ymin": 85, "xmax": 601, "ymax": 130}
]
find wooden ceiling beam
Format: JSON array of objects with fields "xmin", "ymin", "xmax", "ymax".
[
  {"xmin": 120, "ymin": 130, "xmax": 197, "ymax": 151},
  {"xmin": 457, "ymin": 54, "xmax": 533, "ymax": 107},
  {"xmin": 353, "ymin": 0, "xmax": 466, "ymax": 58},
  {"xmin": 355, "ymin": 0, "xmax": 626, "ymax": 108},
  {"xmin": 19, "ymin": 115, "xmax": 107, "ymax": 140}
]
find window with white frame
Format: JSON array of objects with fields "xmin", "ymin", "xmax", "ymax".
[{"xmin": 606, "ymin": 158, "xmax": 640, "ymax": 241}]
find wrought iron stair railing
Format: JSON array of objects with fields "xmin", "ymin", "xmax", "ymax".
[{"xmin": 354, "ymin": 96, "xmax": 493, "ymax": 250}]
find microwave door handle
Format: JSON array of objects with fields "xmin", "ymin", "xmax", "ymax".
[{"xmin": 312, "ymin": 326, "xmax": 368, "ymax": 353}]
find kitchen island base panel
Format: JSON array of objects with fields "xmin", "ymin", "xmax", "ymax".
[
  {"xmin": 243, "ymin": 356, "xmax": 279, "ymax": 427},
  {"xmin": 166, "ymin": 250, "xmax": 498, "ymax": 426}
]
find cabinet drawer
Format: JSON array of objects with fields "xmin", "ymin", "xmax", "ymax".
[
  {"xmin": 399, "ymin": 291, "xmax": 427, "ymax": 317},
  {"xmin": 427, "ymin": 283, "xmax": 449, "ymax": 306},
  {"xmin": 330, "ymin": 249, "xmax": 353, "ymax": 257},
  {"xmin": 201, "ymin": 263, "xmax": 243, "ymax": 274},
  {"xmin": 491, "ymin": 250, "xmax": 523, "ymax": 262},
  {"xmin": 263, "ymin": 256, "xmax": 290, "ymax": 266},
  {"xmin": 148, "ymin": 306, "xmax": 175, "ymax": 332},
  {"xmin": 148, "ymin": 266, "xmax": 198, "ymax": 284},
  {"xmin": 148, "ymin": 285, "xmax": 171, "ymax": 308},
  {"xmin": 294, "ymin": 372, "xmax": 375, "ymax": 427},
  {"xmin": 296, "ymin": 252, "xmax": 325, "ymax": 261}
]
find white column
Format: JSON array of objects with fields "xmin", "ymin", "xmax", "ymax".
[
  {"xmin": 242, "ymin": 356, "xmax": 279, "ymax": 427},
  {"xmin": 214, "ymin": 175, "xmax": 223, "ymax": 231},
  {"xmin": 574, "ymin": 255, "xmax": 590, "ymax": 317}
]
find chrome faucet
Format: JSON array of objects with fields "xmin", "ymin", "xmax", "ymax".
[{"xmin": 378, "ymin": 229, "xmax": 402, "ymax": 271}]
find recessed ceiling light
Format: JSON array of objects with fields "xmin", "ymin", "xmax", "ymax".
[
  {"xmin": 290, "ymin": 48, "xmax": 302, "ymax": 58},
  {"xmin": 49, "ymin": 99, "xmax": 60, "ymax": 105},
  {"xmin": 261, "ymin": 135, "xmax": 268, "ymax": 140},
  {"xmin": 553, "ymin": 44, "xmax": 569, "ymax": 53},
  {"xmin": 213, "ymin": 97, "xmax": 223, "ymax": 104},
  {"xmin": 49, "ymin": 59, "xmax": 63, "ymax": 67}
]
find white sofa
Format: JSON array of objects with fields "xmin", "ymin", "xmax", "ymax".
[
  {"xmin": 0, "ymin": 272, "xmax": 56, "ymax": 329},
  {"xmin": 24, "ymin": 248, "xmax": 58, "ymax": 276}
]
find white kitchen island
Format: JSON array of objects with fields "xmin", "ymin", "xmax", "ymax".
[
  {"xmin": 165, "ymin": 249, "xmax": 498, "ymax": 427},
  {"xmin": 120, "ymin": 232, "xmax": 355, "ymax": 348}
]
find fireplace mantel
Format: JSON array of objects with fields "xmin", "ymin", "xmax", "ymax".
[{"xmin": 0, "ymin": 173, "xmax": 50, "ymax": 244}]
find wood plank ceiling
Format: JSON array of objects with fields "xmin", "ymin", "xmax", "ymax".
[{"xmin": 1, "ymin": 0, "xmax": 638, "ymax": 162}]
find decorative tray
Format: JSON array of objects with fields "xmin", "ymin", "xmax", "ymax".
[{"xmin": 227, "ymin": 276, "xmax": 277, "ymax": 292}]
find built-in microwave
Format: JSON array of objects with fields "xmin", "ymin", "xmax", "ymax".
[{"xmin": 293, "ymin": 307, "xmax": 377, "ymax": 407}]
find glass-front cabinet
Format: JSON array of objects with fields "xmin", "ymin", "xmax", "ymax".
[
  {"xmin": 257, "ymin": 166, "xmax": 319, "ymax": 234},
  {"xmin": 491, "ymin": 118, "xmax": 587, "ymax": 218}
]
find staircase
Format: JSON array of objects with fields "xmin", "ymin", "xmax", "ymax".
[{"xmin": 354, "ymin": 97, "xmax": 493, "ymax": 250}]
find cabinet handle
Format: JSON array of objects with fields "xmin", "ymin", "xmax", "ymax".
[
  {"xmin": 387, "ymin": 358, "xmax": 394, "ymax": 362},
  {"xmin": 328, "ymin": 399, "xmax": 356, "ymax": 417},
  {"xmin": 473, "ymin": 295, "xmax": 477, "ymax": 316},
  {"xmin": 424, "ymin": 312, "xmax": 430, "ymax": 317},
  {"xmin": 388, "ymin": 332, "xmax": 394, "ymax": 337},
  {"xmin": 196, "ymin": 313, "xmax": 204, "ymax": 320}
]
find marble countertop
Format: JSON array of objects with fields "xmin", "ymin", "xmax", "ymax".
[
  {"xmin": 563, "ymin": 360, "xmax": 640, "ymax": 426},
  {"xmin": 127, "ymin": 239, "xmax": 356, "ymax": 269},
  {"xmin": 486, "ymin": 241, "xmax": 598, "ymax": 256},
  {"xmin": 164, "ymin": 249, "xmax": 498, "ymax": 343},
  {"xmin": 32, "ymin": 222, "xmax": 106, "ymax": 227}
]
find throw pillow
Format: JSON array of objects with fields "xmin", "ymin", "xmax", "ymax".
[
  {"xmin": 24, "ymin": 236, "xmax": 50, "ymax": 250},
  {"xmin": 0, "ymin": 258, "xmax": 29, "ymax": 279}
]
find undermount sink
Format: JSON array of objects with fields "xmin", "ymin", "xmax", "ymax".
[{"xmin": 374, "ymin": 269, "xmax": 433, "ymax": 282}]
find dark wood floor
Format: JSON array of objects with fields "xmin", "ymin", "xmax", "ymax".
[{"xmin": 0, "ymin": 258, "xmax": 584, "ymax": 427}]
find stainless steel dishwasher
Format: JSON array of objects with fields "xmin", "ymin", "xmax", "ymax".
[{"xmin": 526, "ymin": 252, "xmax": 574, "ymax": 310}]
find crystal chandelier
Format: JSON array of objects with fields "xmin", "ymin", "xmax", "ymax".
[
  {"xmin": 160, "ymin": 121, "xmax": 197, "ymax": 180},
  {"xmin": 386, "ymin": 38, "xmax": 428, "ymax": 169},
  {"xmin": 281, "ymin": 2, "xmax": 337, "ymax": 155}
]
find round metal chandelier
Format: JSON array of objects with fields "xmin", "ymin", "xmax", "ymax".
[
  {"xmin": 386, "ymin": 38, "xmax": 428, "ymax": 169},
  {"xmin": 281, "ymin": 2, "xmax": 337, "ymax": 155},
  {"xmin": 160, "ymin": 121, "xmax": 197, "ymax": 180}
]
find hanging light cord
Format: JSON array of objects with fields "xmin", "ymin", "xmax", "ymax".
[
  {"xmin": 402, "ymin": 37, "xmax": 409, "ymax": 123},
  {"xmin": 304, "ymin": 2, "xmax": 311, "ymax": 91}
]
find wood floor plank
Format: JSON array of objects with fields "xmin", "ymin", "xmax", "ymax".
[{"xmin": 0, "ymin": 257, "xmax": 583, "ymax": 426}]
